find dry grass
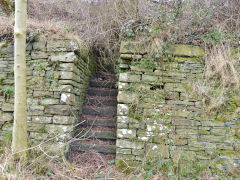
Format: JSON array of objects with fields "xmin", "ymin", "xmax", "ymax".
[
  {"xmin": 193, "ymin": 44, "xmax": 240, "ymax": 111},
  {"xmin": 0, "ymin": 0, "xmax": 239, "ymax": 69}
]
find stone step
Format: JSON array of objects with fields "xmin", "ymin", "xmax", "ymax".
[
  {"xmin": 89, "ymin": 80, "xmax": 116, "ymax": 89},
  {"xmin": 87, "ymin": 88, "xmax": 118, "ymax": 97},
  {"xmin": 82, "ymin": 105, "xmax": 117, "ymax": 117},
  {"xmin": 71, "ymin": 141, "xmax": 116, "ymax": 154},
  {"xmin": 85, "ymin": 96, "xmax": 117, "ymax": 106},
  {"xmin": 79, "ymin": 115, "xmax": 116, "ymax": 127},
  {"xmin": 75, "ymin": 128, "xmax": 116, "ymax": 140}
]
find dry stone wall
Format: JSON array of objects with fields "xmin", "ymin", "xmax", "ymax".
[
  {"xmin": 116, "ymin": 41, "xmax": 240, "ymax": 172},
  {"xmin": 0, "ymin": 39, "xmax": 96, "ymax": 153}
]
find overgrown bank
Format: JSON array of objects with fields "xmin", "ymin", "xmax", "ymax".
[{"xmin": 116, "ymin": 41, "xmax": 240, "ymax": 178}]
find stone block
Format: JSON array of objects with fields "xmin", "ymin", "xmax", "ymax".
[
  {"xmin": 146, "ymin": 144, "xmax": 169, "ymax": 159},
  {"xmin": 211, "ymin": 128, "xmax": 228, "ymax": 136},
  {"xmin": 29, "ymin": 132, "xmax": 48, "ymax": 140},
  {"xmin": 117, "ymin": 104, "xmax": 129, "ymax": 116},
  {"xmin": 119, "ymin": 72, "xmax": 141, "ymax": 82},
  {"xmin": 45, "ymin": 124, "xmax": 73, "ymax": 134},
  {"xmin": 168, "ymin": 44, "xmax": 205, "ymax": 57},
  {"xmin": 118, "ymin": 82, "xmax": 129, "ymax": 90},
  {"xmin": 165, "ymin": 83, "xmax": 186, "ymax": 92},
  {"xmin": 130, "ymin": 66, "xmax": 153, "ymax": 72},
  {"xmin": 60, "ymin": 93, "xmax": 75, "ymax": 105},
  {"xmin": 117, "ymin": 129, "xmax": 136, "ymax": 139},
  {"xmin": 47, "ymin": 40, "xmax": 79, "ymax": 52},
  {"xmin": 32, "ymin": 41, "xmax": 47, "ymax": 51},
  {"xmin": 59, "ymin": 63, "xmax": 75, "ymax": 72},
  {"xmin": 28, "ymin": 123, "xmax": 46, "ymax": 132},
  {"xmin": 60, "ymin": 72, "xmax": 74, "ymax": 80},
  {"xmin": 53, "ymin": 116, "xmax": 75, "ymax": 125},
  {"xmin": 50, "ymin": 52, "xmax": 78, "ymax": 63},
  {"xmin": 0, "ymin": 113, "xmax": 13, "ymax": 122},
  {"xmin": 120, "ymin": 41, "xmax": 146, "ymax": 54},
  {"xmin": 199, "ymin": 135, "xmax": 226, "ymax": 143},
  {"xmin": 2, "ymin": 103, "xmax": 14, "ymax": 112},
  {"xmin": 142, "ymin": 75, "xmax": 158, "ymax": 82},
  {"xmin": 117, "ymin": 91, "xmax": 138, "ymax": 104},
  {"xmin": 41, "ymin": 98, "xmax": 59, "ymax": 105},
  {"xmin": 31, "ymin": 51, "xmax": 48, "ymax": 59},
  {"xmin": 120, "ymin": 54, "xmax": 132, "ymax": 60},
  {"xmin": 45, "ymin": 105, "xmax": 70, "ymax": 115},
  {"xmin": 32, "ymin": 116, "xmax": 52, "ymax": 124},
  {"xmin": 116, "ymin": 139, "xmax": 144, "ymax": 149},
  {"xmin": 116, "ymin": 148, "xmax": 132, "ymax": 154}
]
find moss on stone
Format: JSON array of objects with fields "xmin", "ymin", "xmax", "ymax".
[
  {"xmin": 168, "ymin": 44, "xmax": 205, "ymax": 57},
  {"xmin": 115, "ymin": 159, "xmax": 139, "ymax": 174}
]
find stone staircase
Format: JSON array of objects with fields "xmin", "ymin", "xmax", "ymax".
[{"xmin": 70, "ymin": 71, "xmax": 117, "ymax": 155}]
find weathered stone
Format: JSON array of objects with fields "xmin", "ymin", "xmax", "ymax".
[
  {"xmin": 41, "ymin": 98, "xmax": 59, "ymax": 105},
  {"xmin": 59, "ymin": 63, "xmax": 75, "ymax": 72},
  {"xmin": 142, "ymin": 75, "xmax": 158, "ymax": 82},
  {"xmin": 118, "ymin": 82, "xmax": 129, "ymax": 90},
  {"xmin": 32, "ymin": 41, "xmax": 47, "ymax": 51},
  {"xmin": 130, "ymin": 66, "xmax": 153, "ymax": 72},
  {"xmin": 117, "ymin": 129, "xmax": 136, "ymax": 139},
  {"xmin": 32, "ymin": 116, "xmax": 52, "ymax": 124},
  {"xmin": 53, "ymin": 116, "xmax": 75, "ymax": 125},
  {"xmin": 120, "ymin": 41, "xmax": 146, "ymax": 54},
  {"xmin": 119, "ymin": 64, "xmax": 129, "ymax": 69},
  {"xmin": 120, "ymin": 54, "xmax": 132, "ymax": 60},
  {"xmin": 0, "ymin": 113, "xmax": 13, "ymax": 122},
  {"xmin": 28, "ymin": 123, "xmax": 46, "ymax": 132},
  {"xmin": 117, "ymin": 91, "xmax": 138, "ymax": 104},
  {"xmin": 117, "ymin": 104, "xmax": 129, "ymax": 116},
  {"xmin": 168, "ymin": 44, "xmax": 205, "ymax": 57},
  {"xmin": 119, "ymin": 72, "xmax": 141, "ymax": 82},
  {"xmin": 60, "ymin": 71, "xmax": 74, "ymax": 80},
  {"xmin": 60, "ymin": 93, "xmax": 75, "ymax": 104},
  {"xmin": 47, "ymin": 40, "xmax": 79, "ymax": 52},
  {"xmin": 50, "ymin": 52, "xmax": 78, "ymax": 63},
  {"xmin": 116, "ymin": 139, "xmax": 144, "ymax": 149},
  {"xmin": 45, "ymin": 105, "xmax": 70, "ymax": 115},
  {"xmin": 2, "ymin": 103, "xmax": 14, "ymax": 112},
  {"xmin": 29, "ymin": 132, "xmax": 48, "ymax": 140},
  {"xmin": 33, "ymin": 91, "xmax": 53, "ymax": 97},
  {"xmin": 146, "ymin": 144, "xmax": 169, "ymax": 159},
  {"xmin": 116, "ymin": 148, "xmax": 132, "ymax": 154},
  {"xmin": 31, "ymin": 51, "xmax": 48, "ymax": 59}
]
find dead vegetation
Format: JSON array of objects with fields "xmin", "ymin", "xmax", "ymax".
[
  {"xmin": 192, "ymin": 44, "xmax": 240, "ymax": 111},
  {"xmin": 0, "ymin": 0, "xmax": 239, "ymax": 69}
]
